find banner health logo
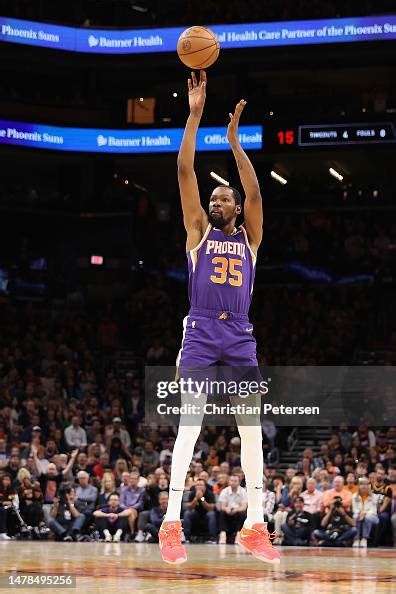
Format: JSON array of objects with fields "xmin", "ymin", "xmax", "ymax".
[
  {"xmin": 97, "ymin": 134, "xmax": 107, "ymax": 147},
  {"xmin": 88, "ymin": 35, "xmax": 99, "ymax": 48}
]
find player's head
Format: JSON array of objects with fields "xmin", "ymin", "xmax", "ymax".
[{"xmin": 208, "ymin": 185, "xmax": 242, "ymax": 228}]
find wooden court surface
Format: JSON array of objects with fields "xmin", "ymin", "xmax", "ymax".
[{"xmin": 0, "ymin": 541, "xmax": 395, "ymax": 593}]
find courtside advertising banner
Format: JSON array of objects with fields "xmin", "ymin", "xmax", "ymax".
[
  {"xmin": 0, "ymin": 15, "xmax": 395, "ymax": 54},
  {"xmin": 0, "ymin": 119, "xmax": 262, "ymax": 153}
]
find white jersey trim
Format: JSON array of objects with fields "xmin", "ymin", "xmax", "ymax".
[
  {"xmin": 240, "ymin": 225, "xmax": 257, "ymax": 266},
  {"xmin": 175, "ymin": 315, "xmax": 189, "ymax": 369},
  {"xmin": 189, "ymin": 224, "xmax": 212, "ymax": 272},
  {"xmin": 190, "ymin": 223, "xmax": 212, "ymax": 252}
]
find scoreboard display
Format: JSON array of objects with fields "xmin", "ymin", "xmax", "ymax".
[{"xmin": 268, "ymin": 120, "xmax": 396, "ymax": 151}]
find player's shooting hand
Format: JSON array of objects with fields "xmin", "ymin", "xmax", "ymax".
[
  {"xmin": 227, "ymin": 99, "xmax": 246, "ymax": 148},
  {"xmin": 188, "ymin": 70, "xmax": 206, "ymax": 116}
]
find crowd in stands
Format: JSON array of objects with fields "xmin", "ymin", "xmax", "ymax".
[
  {"xmin": 0, "ymin": 395, "xmax": 395, "ymax": 546},
  {"xmin": 0, "ymin": 290, "xmax": 395, "ymax": 545},
  {"xmin": 264, "ymin": 208, "xmax": 396, "ymax": 274},
  {"xmin": 268, "ymin": 437, "xmax": 396, "ymax": 548}
]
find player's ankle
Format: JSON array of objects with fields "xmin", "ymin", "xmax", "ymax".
[
  {"xmin": 163, "ymin": 516, "xmax": 181, "ymax": 523},
  {"xmin": 245, "ymin": 516, "xmax": 266, "ymax": 529}
]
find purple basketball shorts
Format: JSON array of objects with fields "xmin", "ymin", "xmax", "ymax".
[{"xmin": 177, "ymin": 307, "xmax": 258, "ymax": 369}]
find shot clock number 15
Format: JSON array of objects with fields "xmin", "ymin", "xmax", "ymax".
[{"xmin": 277, "ymin": 129, "xmax": 295, "ymax": 145}]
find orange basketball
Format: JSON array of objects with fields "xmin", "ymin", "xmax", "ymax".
[{"xmin": 177, "ymin": 26, "xmax": 220, "ymax": 69}]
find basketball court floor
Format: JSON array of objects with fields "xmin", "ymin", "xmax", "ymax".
[{"xmin": 0, "ymin": 542, "xmax": 395, "ymax": 593}]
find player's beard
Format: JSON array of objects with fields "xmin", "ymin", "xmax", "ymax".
[{"xmin": 208, "ymin": 211, "xmax": 228, "ymax": 228}]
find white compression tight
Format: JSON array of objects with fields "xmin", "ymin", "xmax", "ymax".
[
  {"xmin": 164, "ymin": 393, "xmax": 207, "ymax": 522},
  {"xmin": 164, "ymin": 395, "xmax": 265, "ymax": 527},
  {"xmin": 238, "ymin": 423, "xmax": 265, "ymax": 527}
]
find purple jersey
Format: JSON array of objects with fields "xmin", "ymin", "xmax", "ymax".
[{"xmin": 187, "ymin": 224, "xmax": 256, "ymax": 315}]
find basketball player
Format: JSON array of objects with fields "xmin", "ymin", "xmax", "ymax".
[{"xmin": 159, "ymin": 70, "xmax": 280, "ymax": 565}]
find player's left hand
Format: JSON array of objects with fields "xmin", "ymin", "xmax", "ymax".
[{"xmin": 227, "ymin": 99, "xmax": 247, "ymax": 147}]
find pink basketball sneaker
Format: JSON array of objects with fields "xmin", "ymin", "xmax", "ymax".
[
  {"xmin": 159, "ymin": 520, "xmax": 187, "ymax": 565},
  {"xmin": 237, "ymin": 522, "xmax": 281, "ymax": 564}
]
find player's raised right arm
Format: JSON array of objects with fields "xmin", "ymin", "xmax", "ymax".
[{"xmin": 178, "ymin": 70, "xmax": 208, "ymax": 251}]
